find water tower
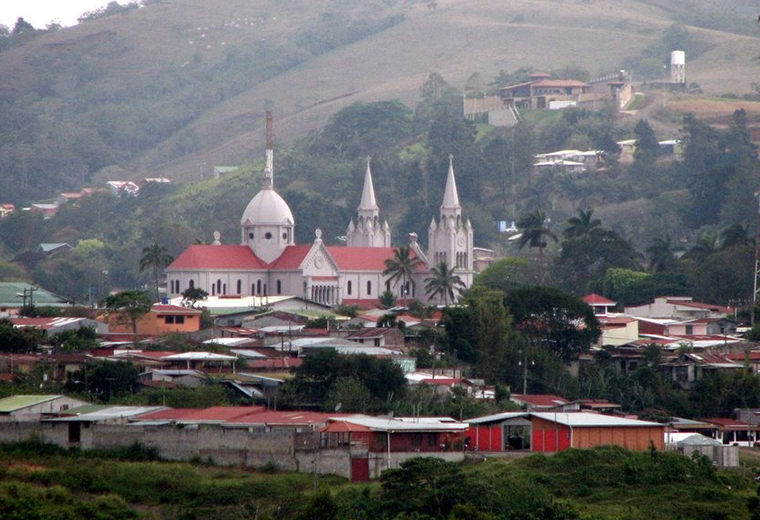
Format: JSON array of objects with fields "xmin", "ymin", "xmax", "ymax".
[{"xmin": 670, "ymin": 50, "xmax": 685, "ymax": 84}]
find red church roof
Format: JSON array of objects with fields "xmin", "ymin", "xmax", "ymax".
[
  {"xmin": 327, "ymin": 246, "xmax": 414, "ymax": 271},
  {"xmin": 168, "ymin": 245, "xmax": 267, "ymax": 270},
  {"xmin": 269, "ymin": 245, "xmax": 312, "ymax": 270}
]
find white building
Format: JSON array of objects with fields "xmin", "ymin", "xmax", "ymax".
[{"xmin": 166, "ymin": 146, "xmax": 475, "ymax": 307}]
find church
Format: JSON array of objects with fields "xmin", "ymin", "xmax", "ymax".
[{"xmin": 166, "ymin": 144, "xmax": 476, "ymax": 307}]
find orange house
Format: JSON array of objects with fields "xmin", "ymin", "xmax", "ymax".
[{"xmin": 108, "ymin": 304, "xmax": 202, "ymax": 335}]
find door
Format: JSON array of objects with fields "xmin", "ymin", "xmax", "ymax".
[
  {"xmin": 350, "ymin": 457, "xmax": 370, "ymax": 482},
  {"xmin": 68, "ymin": 422, "xmax": 81, "ymax": 443}
]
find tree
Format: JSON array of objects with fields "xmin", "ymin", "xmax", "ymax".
[
  {"xmin": 181, "ymin": 287, "xmax": 208, "ymax": 308},
  {"xmin": 0, "ymin": 319, "xmax": 42, "ymax": 353},
  {"xmin": 683, "ymin": 234, "xmax": 718, "ymax": 264},
  {"xmin": 103, "ymin": 291, "xmax": 152, "ymax": 337},
  {"xmin": 334, "ymin": 303, "xmax": 360, "ymax": 318},
  {"xmin": 505, "ymin": 286, "xmax": 600, "ymax": 359},
  {"xmin": 384, "ymin": 246, "xmax": 423, "ymax": 301},
  {"xmin": 139, "ymin": 241, "xmax": 173, "ymax": 301},
  {"xmin": 424, "ymin": 261, "xmax": 465, "ymax": 305},
  {"xmin": 380, "ymin": 458, "xmax": 466, "ymax": 519},
  {"xmin": 646, "ymin": 234, "xmax": 675, "ymax": 273},
  {"xmin": 516, "ymin": 210, "xmax": 557, "ymax": 257},
  {"xmin": 721, "ymin": 223, "xmax": 751, "ymax": 250},
  {"xmin": 77, "ymin": 360, "xmax": 139, "ymax": 401},
  {"xmin": 563, "ymin": 208, "xmax": 601, "ymax": 239},
  {"xmin": 324, "ymin": 376, "xmax": 373, "ymax": 413},
  {"xmin": 633, "ymin": 119, "xmax": 660, "ymax": 163},
  {"xmin": 378, "ymin": 290, "xmax": 397, "ymax": 309}
]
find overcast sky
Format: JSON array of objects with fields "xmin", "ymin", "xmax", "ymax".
[{"xmin": 1, "ymin": 0, "xmax": 112, "ymax": 29}]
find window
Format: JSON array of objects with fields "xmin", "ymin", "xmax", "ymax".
[
  {"xmin": 165, "ymin": 315, "xmax": 175, "ymax": 324},
  {"xmin": 265, "ymin": 232, "xmax": 272, "ymax": 240},
  {"xmin": 216, "ymin": 279, "xmax": 222, "ymax": 294},
  {"xmin": 263, "ymin": 284, "xmax": 267, "ymax": 296},
  {"xmin": 237, "ymin": 280, "xmax": 242, "ymax": 294},
  {"xmin": 282, "ymin": 232, "xmax": 287, "ymax": 240},
  {"xmin": 176, "ymin": 315, "xmax": 185, "ymax": 324},
  {"xmin": 277, "ymin": 280, "xmax": 282, "ymax": 294},
  {"xmin": 252, "ymin": 284, "xmax": 256, "ymax": 295},
  {"xmin": 366, "ymin": 281, "xmax": 372, "ymax": 295},
  {"xmin": 248, "ymin": 232, "xmax": 254, "ymax": 239},
  {"xmin": 685, "ymin": 325, "xmax": 693, "ymax": 335},
  {"xmin": 347, "ymin": 281, "xmax": 352, "ymax": 295},
  {"xmin": 257, "ymin": 280, "xmax": 262, "ymax": 294},
  {"xmin": 223, "ymin": 283, "xmax": 227, "ymax": 295},
  {"xmin": 189, "ymin": 280, "xmax": 195, "ymax": 289}
]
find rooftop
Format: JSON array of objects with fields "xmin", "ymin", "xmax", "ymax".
[
  {"xmin": 531, "ymin": 412, "xmax": 663, "ymax": 428},
  {"xmin": 0, "ymin": 394, "xmax": 63, "ymax": 413}
]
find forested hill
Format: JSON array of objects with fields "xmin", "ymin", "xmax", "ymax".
[{"xmin": 1, "ymin": 0, "xmax": 759, "ymax": 205}]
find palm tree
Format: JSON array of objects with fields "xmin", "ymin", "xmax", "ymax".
[
  {"xmin": 646, "ymin": 234, "xmax": 674, "ymax": 273},
  {"xmin": 563, "ymin": 208, "xmax": 601, "ymax": 239},
  {"xmin": 383, "ymin": 246, "xmax": 423, "ymax": 302},
  {"xmin": 684, "ymin": 233, "xmax": 717, "ymax": 263},
  {"xmin": 425, "ymin": 261, "xmax": 466, "ymax": 305},
  {"xmin": 140, "ymin": 241, "xmax": 174, "ymax": 301},
  {"xmin": 721, "ymin": 223, "xmax": 752, "ymax": 250},
  {"xmin": 517, "ymin": 210, "xmax": 558, "ymax": 257}
]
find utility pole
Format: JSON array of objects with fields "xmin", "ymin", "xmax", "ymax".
[{"xmin": 753, "ymin": 191, "xmax": 760, "ymax": 326}]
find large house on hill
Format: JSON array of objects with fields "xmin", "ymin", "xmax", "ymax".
[{"xmin": 166, "ymin": 148, "xmax": 475, "ymax": 307}]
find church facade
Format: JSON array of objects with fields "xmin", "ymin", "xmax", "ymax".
[{"xmin": 166, "ymin": 148, "xmax": 475, "ymax": 307}]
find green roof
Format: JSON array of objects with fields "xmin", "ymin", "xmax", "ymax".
[
  {"xmin": 62, "ymin": 404, "xmax": 112, "ymax": 416},
  {"xmin": 0, "ymin": 282, "xmax": 69, "ymax": 307},
  {"xmin": 0, "ymin": 394, "xmax": 62, "ymax": 413}
]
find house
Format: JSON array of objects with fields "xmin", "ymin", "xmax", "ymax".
[
  {"xmin": 37, "ymin": 243, "xmax": 73, "ymax": 256},
  {"xmin": 532, "ymin": 159, "xmax": 587, "ymax": 175},
  {"xmin": 666, "ymin": 432, "xmax": 738, "ymax": 467},
  {"xmin": 139, "ymin": 369, "xmax": 205, "ymax": 388},
  {"xmin": 664, "ymin": 318, "xmax": 737, "ymax": 336},
  {"xmin": 660, "ymin": 352, "xmax": 742, "ymax": 386},
  {"xmin": 143, "ymin": 177, "xmax": 172, "ymax": 185},
  {"xmin": 319, "ymin": 416, "xmax": 469, "ymax": 481},
  {"xmin": 583, "ymin": 293, "xmax": 616, "ymax": 316},
  {"xmin": 0, "ymin": 395, "xmax": 89, "ymax": 422},
  {"xmin": 162, "ymin": 352, "xmax": 238, "ymax": 372},
  {"xmin": 498, "ymin": 74, "xmax": 596, "ymax": 110},
  {"xmin": 10, "ymin": 316, "xmax": 107, "ymax": 335},
  {"xmin": 55, "ymin": 192, "xmax": 84, "ymax": 206},
  {"xmin": 106, "ymin": 181, "xmax": 140, "ymax": 197},
  {"xmin": 346, "ymin": 326, "xmax": 405, "ymax": 348},
  {"xmin": 106, "ymin": 304, "xmax": 202, "ymax": 335},
  {"xmin": 472, "ymin": 247, "xmax": 495, "ymax": 272},
  {"xmin": 46, "ymin": 405, "xmax": 167, "ymax": 444},
  {"xmin": 467, "ymin": 411, "xmax": 665, "ymax": 452},
  {"xmin": 596, "ymin": 316, "xmax": 639, "ymax": 347},
  {"xmin": 0, "ymin": 203, "xmax": 15, "ymax": 218},
  {"xmin": 0, "ymin": 283, "xmax": 69, "ymax": 316},
  {"xmin": 625, "ymin": 296, "xmax": 732, "ymax": 320},
  {"xmin": 701, "ymin": 418, "xmax": 759, "ymax": 446},
  {"xmin": 30, "ymin": 203, "xmax": 58, "ymax": 219},
  {"xmin": 170, "ymin": 295, "xmax": 331, "ymax": 320},
  {"xmin": 510, "ymin": 394, "xmax": 569, "ymax": 411}
]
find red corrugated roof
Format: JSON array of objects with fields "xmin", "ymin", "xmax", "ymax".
[
  {"xmin": 134, "ymin": 408, "xmax": 199, "ymax": 420},
  {"xmin": 583, "ymin": 293, "xmax": 616, "ymax": 306},
  {"xmin": 702, "ymin": 418, "xmax": 753, "ymax": 428},
  {"xmin": 168, "ymin": 245, "xmax": 267, "ymax": 270},
  {"xmin": 269, "ymin": 245, "xmax": 312, "ymax": 270},
  {"xmin": 348, "ymin": 327, "xmax": 398, "ymax": 339},
  {"xmin": 176, "ymin": 406, "xmax": 266, "ymax": 422},
  {"xmin": 227, "ymin": 411, "xmax": 344, "ymax": 425}
]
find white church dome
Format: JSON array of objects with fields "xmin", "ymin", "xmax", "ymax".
[{"xmin": 240, "ymin": 187, "xmax": 294, "ymax": 226}]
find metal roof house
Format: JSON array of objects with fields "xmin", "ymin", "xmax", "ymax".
[{"xmin": 0, "ymin": 395, "xmax": 89, "ymax": 422}]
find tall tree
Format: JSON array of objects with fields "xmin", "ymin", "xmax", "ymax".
[
  {"xmin": 633, "ymin": 119, "xmax": 660, "ymax": 163},
  {"xmin": 139, "ymin": 241, "xmax": 173, "ymax": 301},
  {"xmin": 424, "ymin": 261, "xmax": 466, "ymax": 305},
  {"xmin": 383, "ymin": 246, "xmax": 423, "ymax": 301},
  {"xmin": 517, "ymin": 210, "xmax": 557, "ymax": 257},
  {"xmin": 103, "ymin": 290, "xmax": 152, "ymax": 338},
  {"xmin": 563, "ymin": 208, "xmax": 601, "ymax": 239},
  {"xmin": 721, "ymin": 223, "xmax": 752, "ymax": 250},
  {"xmin": 646, "ymin": 234, "xmax": 675, "ymax": 273}
]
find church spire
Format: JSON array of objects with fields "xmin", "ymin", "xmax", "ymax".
[
  {"xmin": 441, "ymin": 154, "xmax": 461, "ymax": 211},
  {"xmin": 262, "ymin": 110, "xmax": 274, "ymax": 189},
  {"xmin": 358, "ymin": 156, "xmax": 378, "ymax": 211}
]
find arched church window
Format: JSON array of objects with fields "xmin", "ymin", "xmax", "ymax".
[
  {"xmin": 252, "ymin": 284, "xmax": 255, "ymax": 295},
  {"xmin": 248, "ymin": 232, "xmax": 254, "ymax": 240},
  {"xmin": 223, "ymin": 283, "xmax": 227, "ymax": 295},
  {"xmin": 277, "ymin": 280, "xmax": 282, "ymax": 294},
  {"xmin": 257, "ymin": 280, "xmax": 262, "ymax": 294},
  {"xmin": 189, "ymin": 280, "xmax": 195, "ymax": 289},
  {"xmin": 385, "ymin": 281, "xmax": 390, "ymax": 292},
  {"xmin": 347, "ymin": 281, "xmax": 352, "ymax": 295},
  {"xmin": 282, "ymin": 232, "xmax": 287, "ymax": 240},
  {"xmin": 367, "ymin": 281, "xmax": 372, "ymax": 296},
  {"xmin": 263, "ymin": 284, "xmax": 267, "ymax": 296},
  {"xmin": 237, "ymin": 280, "xmax": 241, "ymax": 294},
  {"xmin": 265, "ymin": 232, "xmax": 272, "ymax": 240},
  {"xmin": 216, "ymin": 279, "xmax": 221, "ymax": 294}
]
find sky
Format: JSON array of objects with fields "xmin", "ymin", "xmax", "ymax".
[{"xmin": 1, "ymin": 0, "xmax": 113, "ymax": 29}]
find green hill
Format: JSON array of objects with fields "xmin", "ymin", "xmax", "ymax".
[{"xmin": 1, "ymin": 0, "xmax": 759, "ymax": 205}]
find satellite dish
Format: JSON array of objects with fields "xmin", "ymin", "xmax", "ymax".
[{"xmin": 334, "ymin": 403, "xmax": 342, "ymax": 412}]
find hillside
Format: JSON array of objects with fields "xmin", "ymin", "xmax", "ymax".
[{"xmin": 1, "ymin": 0, "xmax": 759, "ymax": 204}]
